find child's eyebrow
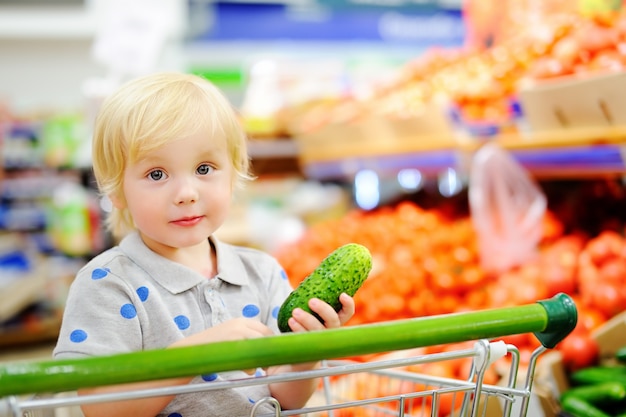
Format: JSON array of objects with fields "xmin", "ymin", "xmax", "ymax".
[
  {"xmin": 132, "ymin": 155, "xmax": 164, "ymax": 167},
  {"xmin": 196, "ymin": 146, "xmax": 228, "ymax": 159}
]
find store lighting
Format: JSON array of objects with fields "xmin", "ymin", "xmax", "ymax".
[
  {"xmin": 438, "ymin": 167, "xmax": 462, "ymax": 197},
  {"xmin": 397, "ymin": 168, "xmax": 422, "ymax": 191},
  {"xmin": 354, "ymin": 169, "xmax": 380, "ymax": 210}
]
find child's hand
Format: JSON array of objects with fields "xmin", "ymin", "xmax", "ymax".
[
  {"xmin": 172, "ymin": 317, "xmax": 273, "ymax": 348},
  {"xmin": 287, "ymin": 293, "xmax": 355, "ymax": 333}
]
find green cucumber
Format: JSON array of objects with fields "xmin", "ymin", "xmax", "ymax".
[
  {"xmin": 570, "ymin": 366, "xmax": 626, "ymax": 386},
  {"xmin": 277, "ymin": 243, "xmax": 372, "ymax": 333},
  {"xmin": 561, "ymin": 382, "xmax": 626, "ymax": 404},
  {"xmin": 561, "ymin": 395, "xmax": 611, "ymax": 417}
]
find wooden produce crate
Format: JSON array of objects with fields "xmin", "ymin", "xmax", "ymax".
[
  {"xmin": 294, "ymin": 104, "xmax": 458, "ymax": 165},
  {"xmin": 518, "ymin": 70, "xmax": 626, "ymax": 133}
]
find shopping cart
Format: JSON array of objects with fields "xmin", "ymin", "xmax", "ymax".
[{"xmin": 0, "ymin": 293, "xmax": 577, "ymax": 417}]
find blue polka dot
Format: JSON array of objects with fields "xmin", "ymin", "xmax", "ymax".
[
  {"xmin": 280, "ymin": 269, "xmax": 288, "ymax": 280},
  {"xmin": 91, "ymin": 268, "xmax": 109, "ymax": 280},
  {"xmin": 201, "ymin": 373, "xmax": 218, "ymax": 382},
  {"xmin": 271, "ymin": 306, "xmax": 279, "ymax": 319},
  {"xmin": 168, "ymin": 413, "xmax": 182, "ymax": 417},
  {"xmin": 136, "ymin": 286, "xmax": 149, "ymax": 302},
  {"xmin": 242, "ymin": 304, "xmax": 260, "ymax": 318},
  {"xmin": 174, "ymin": 315, "xmax": 190, "ymax": 330},
  {"xmin": 70, "ymin": 329, "xmax": 87, "ymax": 343},
  {"xmin": 120, "ymin": 304, "xmax": 137, "ymax": 319}
]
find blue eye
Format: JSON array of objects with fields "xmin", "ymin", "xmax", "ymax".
[
  {"xmin": 197, "ymin": 164, "xmax": 212, "ymax": 175},
  {"xmin": 148, "ymin": 170, "xmax": 165, "ymax": 181}
]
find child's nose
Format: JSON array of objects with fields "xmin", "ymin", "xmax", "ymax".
[{"xmin": 175, "ymin": 180, "xmax": 199, "ymax": 204}]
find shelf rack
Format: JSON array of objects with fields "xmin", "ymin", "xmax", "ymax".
[{"xmin": 288, "ymin": 126, "xmax": 626, "ymax": 180}]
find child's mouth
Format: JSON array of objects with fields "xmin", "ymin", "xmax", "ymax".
[{"xmin": 171, "ymin": 216, "xmax": 203, "ymax": 226}]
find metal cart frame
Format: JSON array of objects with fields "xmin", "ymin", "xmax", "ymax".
[{"xmin": 0, "ymin": 293, "xmax": 577, "ymax": 417}]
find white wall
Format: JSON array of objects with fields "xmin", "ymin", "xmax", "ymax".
[
  {"xmin": 0, "ymin": 0, "xmax": 187, "ymax": 114},
  {"xmin": 0, "ymin": 38, "xmax": 105, "ymax": 113},
  {"xmin": 0, "ymin": 38, "xmax": 188, "ymax": 114},
  {"xmin": 0, "ymin": 1, "xmax": 427, "ymax": 114}
]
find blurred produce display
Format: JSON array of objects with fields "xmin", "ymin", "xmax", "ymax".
[
  {"xmin": 241, "ymin": 6, "xmax": 626, "ymax": 145},
  {"xmin": 273, "ymin": 178, "xmax": 626, "ymax": 416},
  {"xmin": 362, "ymin": 9, "xmax": 626, "ymax": 134},
  {"xmin": 462, "ymin": 0, "xmax": 579, "ymax": 48}
]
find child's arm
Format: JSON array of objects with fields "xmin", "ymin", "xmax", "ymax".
[
  {"xmin": 78, "ymin": 318, "xmax": 274, "ymax": 417},
  {"xmin": 78, "ymin": 377, "xmax": 191, "ymax": 417},
  {"xmin": 267, "ymin": 293, "xmax": 356, "ymax": 410}
]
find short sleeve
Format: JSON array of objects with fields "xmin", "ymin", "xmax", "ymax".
[
  {"xmin": 265, "ymin": 257, "xmax": 294, "ymax": 333},
  {"xmin": 53, "ymin": 263, "xmax": 143, "ymax": 359}
]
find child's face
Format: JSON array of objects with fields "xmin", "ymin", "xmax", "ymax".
[{"xmin": 113, "ymin": 129, "xmax": 234, "ymax": 254}]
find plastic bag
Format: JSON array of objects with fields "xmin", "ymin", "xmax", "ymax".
[{"xmin": 468, "ymin": 142, "xmax": 547, "ymax": 273}]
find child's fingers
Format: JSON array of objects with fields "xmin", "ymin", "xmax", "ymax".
[
  {"xmin": 337, "ymin": 293, "xmax": 356, "ymax": 325},
  {"xmin": 308, "ymin": 298, "xmax": 343, "ymax": 329}
]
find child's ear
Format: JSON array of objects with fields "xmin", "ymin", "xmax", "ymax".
[{"xmin": 108, "ymin": 192, "xmax": 126, "ymax": 209}]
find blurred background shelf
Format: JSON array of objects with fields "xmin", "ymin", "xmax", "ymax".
[{"xmin": 293, "ymin": 126, "xmax": 626, "ymax": 180}]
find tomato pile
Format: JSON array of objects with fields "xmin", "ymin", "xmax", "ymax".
[
  {"xmin": 287, "ymin": 10, "xmax": 626, "ymax": 140},
  {"xmin": 449, "ymin": 10, "xmax": 626, "ymax": 129},
  {"xmin": 528, "ymin": 13, "xmax": 626, "ymax": 80},
  {"xmin": 273, "ymin": 197, "xmax": 625, "ymax": 391}
]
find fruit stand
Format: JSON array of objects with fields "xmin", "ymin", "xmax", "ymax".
[{"xmin": 238, "ymin": 3, "xmax": 626, "ymax": 416}]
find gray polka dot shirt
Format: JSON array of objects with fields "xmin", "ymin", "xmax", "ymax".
[{"xmin": 53, "ymin": 231, "xmax": 293, "ymax": 417}]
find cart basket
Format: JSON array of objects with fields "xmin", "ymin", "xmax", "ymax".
[{"xmin": 0, "ymin": 293, "xmax": 576, "ymax": 397}]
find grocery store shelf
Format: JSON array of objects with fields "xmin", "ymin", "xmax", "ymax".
[
  {"xmin": 302, "ymin": 148, "xmax": 459, "ymax": 179},
  {"xmin": 293, "ymin": 127, "xmax": 626, "ymax": 180},
  {"xmin": 510, "ymin": 145, "xmax": 626, "ymax": 178},
  {"xmin": 0, "ymin": 266, "xmax": 49, "ymax": 323},
  {"xmin": 301, "ymin": 145, "xmax": 626, "ymax": 180},
  {"xmin": 498, "ymin": 126, "xmax": 626, "ymax": 150}
]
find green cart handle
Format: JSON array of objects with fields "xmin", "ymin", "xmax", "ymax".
[{"xmin": 0, "ymin": 293, "xmax": 577, "ymax": 396}]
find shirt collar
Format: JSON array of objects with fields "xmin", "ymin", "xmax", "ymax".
[{"xmin": 119, "ymin": 231, "xmax": 249, "ymax": 294}]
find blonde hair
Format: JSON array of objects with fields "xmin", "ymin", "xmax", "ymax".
[{"xmin": 92, "ymin": 72, "xmax": 253, "ymax": 239}]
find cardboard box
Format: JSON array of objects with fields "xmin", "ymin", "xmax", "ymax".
[
  {"xmin": 531, "ymin": 310, "xmax": 626, "ymax": 416},
  {"xmin": 591, "ymin": 309, "xmax": 626, "ymax": 360},
  {"xmin": 518, "ymin": 71, "xmax": 626, "ymax": 132}
]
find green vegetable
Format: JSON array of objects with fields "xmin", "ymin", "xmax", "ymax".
[
  {"xmin": 617, "ymin": 346, "xmax": 626, "ymax": 364},
  {"xmin": 277, "ymin": 243, "xmax": 372, "ymax": 333},
  {"xmin": 561, "ymin": 395, "xmax": 611, "ymax": 417},
  {"xmin": 570, "ymin": 366, "xmax": 626, "ymax": 386},
  {"xmin": 561, "ymin": 382, "xmax": 626, "ymax": 404}
]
